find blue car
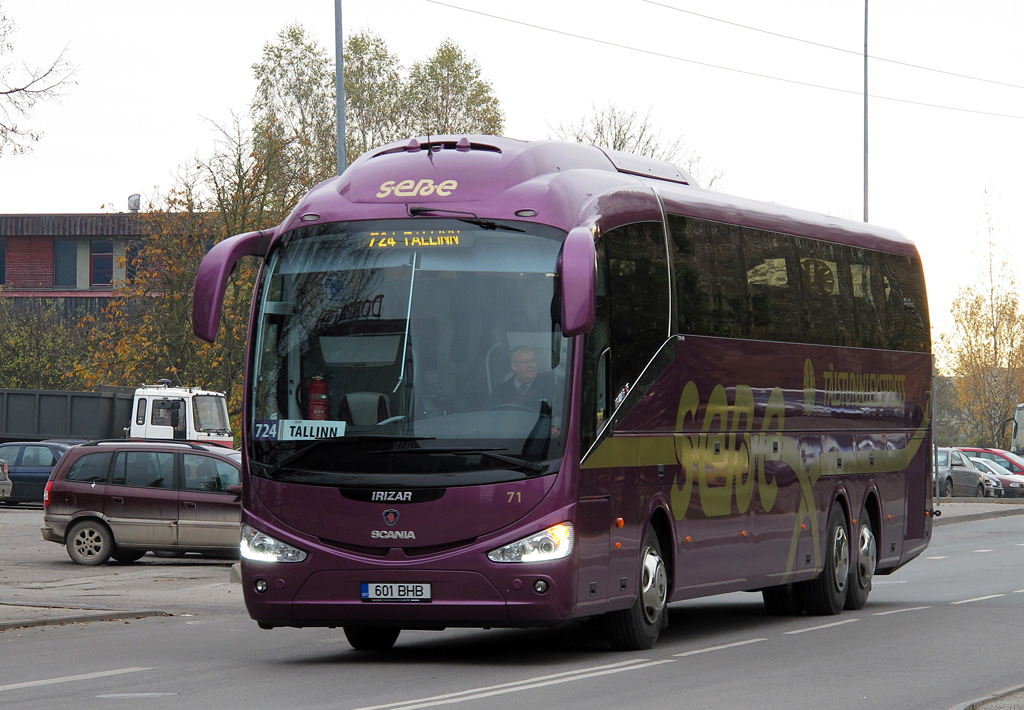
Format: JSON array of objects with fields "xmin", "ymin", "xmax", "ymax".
[{"xmin": 0, "ymin": 442, "xmax": 71, "ymax": 505}]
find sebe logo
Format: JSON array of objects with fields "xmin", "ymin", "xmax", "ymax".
[{"xmin": 376, "ymin": 179, "xmax": 458, "ymax": 198}]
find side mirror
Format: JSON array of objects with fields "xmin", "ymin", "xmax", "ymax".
[
  {"xmin": 560, "ymin": 226, "xmax": 596, "ymax": 336},
  {"xmin": 192, "ymin": 230, "xmax": 273, "ymax": 343}
]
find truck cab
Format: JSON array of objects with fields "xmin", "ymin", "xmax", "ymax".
[{"xmin": 129, "ymin": 381, "xmax": 233, "ymax": 447}]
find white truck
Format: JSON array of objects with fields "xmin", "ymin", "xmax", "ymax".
[{"xmin": 0, "ymin": 380, "xmax": 233, "ymax": 447}]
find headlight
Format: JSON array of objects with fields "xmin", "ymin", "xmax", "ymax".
[
  {"xmin": 487, "ymin": 523, "xmax": 574, "ymax": 563},
  {"xmin": 241, "ymin": 524, "xmax": 307, "ymax": 562}
]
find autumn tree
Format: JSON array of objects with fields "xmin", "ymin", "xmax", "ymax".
[
  {"xmin": 551, "ymin": 103, "xmax": 722, "ymax": 188},
  {"xmin": 251, "ymin": 24, "xmax": 338, "ymax": 216},
  {"xmin": 0, "ymin": 7, "xmax": 75, "ymax": 156},
  {"xmin": 344, "ymin": 30, "xmax": 404, "ymax": 159},
  {"xmin": 0, "ymin": 298, "xmax": 90, "ymax": 388},
  {"xmin": 940, "ymin": 226, "xmax": 1024, "ymax": 447},
  {"xmin": 404, "ymin": 38, "xmax": 503, "ymax": 137},
  {"xmin": 78, "ymin": 181, "xmax": 257, "ymax": 423}
]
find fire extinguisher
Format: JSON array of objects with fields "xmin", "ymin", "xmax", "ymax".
[{"xmin": 308, "ymin": 376, "xmax": 329, "ymax": 420}]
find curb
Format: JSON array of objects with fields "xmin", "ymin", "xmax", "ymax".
[
  {"xmin": 0, "ymin": 607, "xmax": 168, "ymax": 632},
  {"xmin": 933, "ymin": 506, "xmax": 1024, "ymax": 526}
]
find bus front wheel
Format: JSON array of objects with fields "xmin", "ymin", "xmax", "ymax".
[
  {"xmin": 343, "ymin": 626, "xmax": 400, "ymax": 651},
  {"xmin": 602, "ymin": 525, "xmax": 668, "ymax": 651}
]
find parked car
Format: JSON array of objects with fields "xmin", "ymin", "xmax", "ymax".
[
  {"xmin": 0, "ymin": 441, "xmax": 71, "ymax": 505},
  {"xmin": 41, "ymin": 440, "xmax": 241, "ymax": 565},
  {"xmin": 969, "ymin": 457, "xmax": 1024, "ymax": 498},
  {"xmin": 973, "ymin": 463, "xmax": 1006, "ymax": 497},
  {"xmin": 935, "ymin": 447, "xmax": 985, "ymax": 497},
  {"xmin": 958, "ymin": 447, "xmax": 1024, "ymax": 476}
]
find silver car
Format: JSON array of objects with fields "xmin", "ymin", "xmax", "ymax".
[
  {"xmin": 935, "ymin": 447, "xmax": 985, "ymax": 497},
  {"xmin": 970, "ymin": 457, "xmax": 1024, "ymax": 498}
]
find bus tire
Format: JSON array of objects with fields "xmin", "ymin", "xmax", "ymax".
[
  {"xmin": 799, "ymin": 504, "xmax": 849, "ymax": 615},
  {"xmin": 603, "ymin": 525, "xmax": 668, "ymax": 651},
  {"xmin": 343, "ymin": 626, "xmax": 400, "ymax": 651},
  {"xmin": 844, "ymin": 505, "xmax": 876, "ymax": 610}
]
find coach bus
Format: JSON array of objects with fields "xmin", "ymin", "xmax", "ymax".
[{"xmin": 192, "ymin": 135, "xmax": 933, "ymax": 651}]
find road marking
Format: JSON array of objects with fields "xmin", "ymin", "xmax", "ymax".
[
  {"xmin": 951, "ymin": 594, "xmax": 1005, "ymax": 605},
  {"xmin": 974, "ymin": 549, "xmax": 994, "ymax": 553},
  {"xmin": 784, "ymin": 618, "xmax": 859, "ymax": 635},
  {"xmin": 873, "ymin": 606, "xmax": 932, "ymax": 616},
  {"xmin": 351, "ymin": 659, "xmax": 675, "ymax": 710},
  {"xmin": 673, "ymin": 638, "xmax": 767, "ymax": 657},
  {"xmin": 0, "ymin": 667, "xmax": 152, "ymax": 693},
  {"xmin": 1013, "ymin": 589, "xmax": 1024, "ymax": 594},
  {"xmin": 925, "ymin": 555, "xmax": 947, "ymax": 560}
]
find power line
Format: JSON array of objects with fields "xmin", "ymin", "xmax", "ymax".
[
  {"xmin": 643, "ymin": 0, "xmax": 1024, "ymax": 92},
  {"xmin": 425, "ymin": 0, "xmax": 1024, "ymax": 121}
]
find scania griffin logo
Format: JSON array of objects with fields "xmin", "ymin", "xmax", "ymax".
[{"xmin": 382, "ymin": 509, "xmax": 399, "ymax": 526}]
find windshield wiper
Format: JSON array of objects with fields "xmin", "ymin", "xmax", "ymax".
[
  {"xmin": 407, "ymin": 207, "xmax": 525, "ymax": 232},
  {"xmin": 270, "ymin": 435, "xmax": 435, "ymax": 475},
  {"xmin": 379, "ymin": 447, "xmax": 546, "ymax": 474}
]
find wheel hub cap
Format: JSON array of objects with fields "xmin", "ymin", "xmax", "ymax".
[{"xmin": 640, "ymin": 545, "xmax": 668, "ymax": 624}]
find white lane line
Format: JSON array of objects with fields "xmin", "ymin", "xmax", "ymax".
[
  {"xmin": 1013, "ymin": 590, "xmax": 1024, "ymax": 594},
  {"xmin": 974, "ymin": 549, "xmax": 994, "ymax": 553},
  {"xmin": 352, "ymin": 659, "xmax": 675, "ymax": 710},
  {"xmin": 926, "ymin": 556, "xmax": 947, "ymax": 560},
  {"xmin": 0, "ymin": 667, "xmax": 152, "ymax": 693},
  {"xmin": 951, "ymin": 594, "xmax": 1005, "ymax": 605},
  {"xmin": 784, "ymin": 618, "xmax": 860, "ymax": 635},
  {"xmin": 674, "ymin": 638, "xmax": 767, "ymax": 657},
  {"xmin": 873, "ymin": 606, "xmax": 932, "ymax": 616}
]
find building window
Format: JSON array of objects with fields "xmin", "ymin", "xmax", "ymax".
[
  {"xmin": 54, "ymin": 239, "xmax": 77, "ymax": 288},
  {"xmin": 0, "ymin": 237, "xmax": 5, "ymax": 285},
  {"xmin": 90, "ymin": 240, "xmax": 113, "ymax": 287}
]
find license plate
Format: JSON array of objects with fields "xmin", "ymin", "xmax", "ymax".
[{"xmin": 361, "ymin": 582, "xmax": 431, "ymax": 602}]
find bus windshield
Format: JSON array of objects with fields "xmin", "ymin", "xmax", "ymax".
[{"xmin": 249, "ymin": 218, "xmax": 571, "ymax": 484}]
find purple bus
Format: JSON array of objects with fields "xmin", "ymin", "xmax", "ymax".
[{"xmin": 192, "ymin": 135, "xmax": 933, "ymax": 651}]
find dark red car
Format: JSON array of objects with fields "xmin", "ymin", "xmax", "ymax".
[
  {"xmin": 957, "ymin": 447, "xmax": 1024, "ymax": 476},
  {"xmin": 41, "ymin": 439, "xmax": 241, "ymax": 565}
]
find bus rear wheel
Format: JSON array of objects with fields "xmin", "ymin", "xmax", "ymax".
[
  {"xmin": 603, "ymin": 525, "xmax": 668, "ymax": 651},
  {"xmin": 799, "ymin": 504, "xmax": 849, "ymax": 615},
  {"xmin": 844, "ymin": 505, "xmax": 876, "ymax": 610},
  {"xmin": 343, "ymin": 626, "xmax": 400, "ymax": 651}
]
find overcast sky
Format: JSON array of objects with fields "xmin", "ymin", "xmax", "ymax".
[{"xmin": 2, "ymin": 0, "xmax": 1022, "ymax": 333}]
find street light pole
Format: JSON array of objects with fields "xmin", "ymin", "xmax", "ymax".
[
  {"xmin": 864, "ymin": 0, "xmax": 872, "ymax": 221},
  {"xmin": 335, "ymin": 0, "xmax": 346, "ymax": 175}
]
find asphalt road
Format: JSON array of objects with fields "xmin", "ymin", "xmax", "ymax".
[{"xmin": 2, "ymin": 501, "xmax": 1024, "ymax": 710}]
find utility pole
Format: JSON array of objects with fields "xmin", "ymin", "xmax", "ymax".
[
  {"xmin": 864, "ymin": 0, "xmax": 872, "ymax": 221},
  {"xmin": 335, "ymin": 0, "xmax": 346, "ymax": 174}
]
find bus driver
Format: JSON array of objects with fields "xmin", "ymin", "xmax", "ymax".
[{"xmin": 490, "ymin": 346, "xmax": 553, "ymax": 409}]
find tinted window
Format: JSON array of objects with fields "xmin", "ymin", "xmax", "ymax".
[
  {"xmin": 667, "ymin": 214, "xmax": 929, "ymax": 352},
  {"xmin": 65, "ymin": 452, "xmax": 113, "ymax": 483},
  {"xmin": 183, "ymin": 454, "xmax": 239, "ymax": 492},
  {"xmin": 112, "ymin": 451, "xmax": 174, "ymax": 488}
]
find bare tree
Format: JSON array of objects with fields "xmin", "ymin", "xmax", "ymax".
[
  {"xmin": 551, "ymin": 103, "xmax": 722, "ymax": 188},
  {"xmin": 0, "ymin": 8, "xmax": 75, "ymax": 156}
]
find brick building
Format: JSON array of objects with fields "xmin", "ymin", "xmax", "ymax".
[{"xmin": 0, "ymin": 213, "xmax": 143, "ymax": 315}]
